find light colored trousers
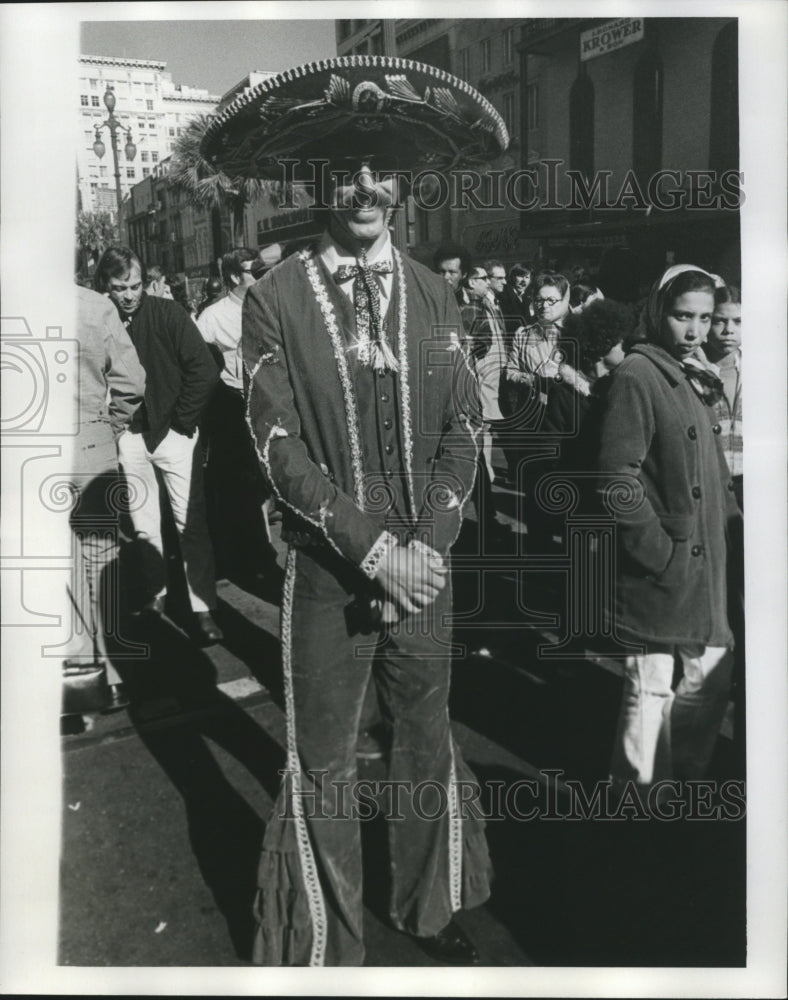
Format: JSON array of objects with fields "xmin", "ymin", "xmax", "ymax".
[
  {"xmin": 67, "ymin": 426, "xmax": 124, "ymax": 684},
  {"xmin": 117, "ymin": 428, "xmax": 216, "ymax": 613},
  {"xmin": 610, "ymin": 644, "xmax": 734, "ymax": 786}
]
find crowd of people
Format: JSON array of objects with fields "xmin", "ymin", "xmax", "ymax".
[{"xmin": 64, "ymin": 53, "xmax": 744, "ymax": 967}]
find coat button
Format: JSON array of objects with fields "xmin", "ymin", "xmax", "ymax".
[
  {"xmin": 691, "ymin": 486, "xmax": 701, "ymax": 499},
  {"xmin": 385, "ymin": 444, "xmax": 394, "ymax": 455},
  {"xmin": 383, "ymin": 418, "xmax": 392, "ymax": 430},
  {"xmin": 712, "ymin": 423, "xmax": 722, "ymax": 434},
  {"xmin": 691, "ymin": 544, "xmax": 704, "ymax": 557},
  {"xmin": 384, "ymin": 469, "xmax": 393, "ymax": 478},
  {"xmin": 380, "ymin": 392, "xmax": 390, "ymax": 403},
  {"xmin": 687, "ymin": 425, "xmax": 697, "ymax": 440}
]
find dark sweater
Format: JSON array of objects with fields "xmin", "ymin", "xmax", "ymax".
[{"xmin": 125, "ymin": 294, "xmax": 219, "ymax": 451}]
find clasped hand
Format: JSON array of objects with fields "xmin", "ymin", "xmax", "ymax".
[{"xmin": 376, "ymin": 544, "xmax": 447, "ymax": 616}]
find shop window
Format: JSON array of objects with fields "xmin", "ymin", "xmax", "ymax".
[
  {"xmin": 503, "ymin": 26, "xmax": 515, "ymax": 65},
  {"xmin": 709, "ymin": 21, "xmax": 738, "ymax": 174},
  {"xmin": 502, "ymin": 92, "xmax": 515, "ymax": 135},
  {"xmin": 458, "ymin": 47, "xmax": 470, "ymax": 80},
  {"xmin": 480, "ymin": 38, "xmax": 492, "ymax": 75},
  {"xmin": 633, "ymin": 47, "xmax": 663, "ymax": 186},
  {"xmin": 526, "ymin": 83, "xmax": 539, "ymax": 130},
  {"xmin": 569, "ymin": 73, "xmax": 594, "ymax": 180}
]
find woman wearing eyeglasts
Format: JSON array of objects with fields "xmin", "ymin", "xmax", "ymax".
[
  {"xmin": 501, "ymin": 272, "xmax": 571, "ymax": 549},
  {"xmin": 503, "ymin": 271, "xmax": 571, "ymax": 431},
  {"xmin": 504, "ymin": 271, "xmax": 571, "ymax": 391}
]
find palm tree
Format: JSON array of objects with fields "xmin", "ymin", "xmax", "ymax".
[{"xmin": 168, "ymin": 114, "xmax": 307, "ymax": 266}]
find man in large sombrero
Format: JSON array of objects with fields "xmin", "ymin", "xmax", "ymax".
[{"xmin": 202, "ymin": 54, "xmax": 509, "ymax": 967}]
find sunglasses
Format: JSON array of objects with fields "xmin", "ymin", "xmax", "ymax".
[{"xmin": 329, "ymin": 155, "xmax": 402, "ymax": 182}]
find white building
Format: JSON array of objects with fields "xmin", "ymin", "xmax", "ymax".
[{"xmin": 77, "ymin": 54, "xmax": 220, "ymax": 216}]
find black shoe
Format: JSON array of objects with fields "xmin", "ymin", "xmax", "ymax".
[
  {"xmin": 103, "ymin": 683, "xmax": 130, "ymax": 712},
  {"xmin": 194, "ymin": 611, "xmax": 223, "ymax": 645},
  {"xmin": 416, "ymin": 919, "xmax": 480, "ymax": 965}
]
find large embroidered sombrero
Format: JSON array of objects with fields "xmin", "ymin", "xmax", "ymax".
[{"xmin": 201, "ymin": 54, "xmax": 509, "ymax": 179}]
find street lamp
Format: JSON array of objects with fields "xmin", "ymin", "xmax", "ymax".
[{"xmin": 92, "ymin": 85, "xmax": 137, "ymax": 240}]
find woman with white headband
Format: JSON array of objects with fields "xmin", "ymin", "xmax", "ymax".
[{"xmin": 596, "ymin": 264, "xmax": 741, "ymax": 794}]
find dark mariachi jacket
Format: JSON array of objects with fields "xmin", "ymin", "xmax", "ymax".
[
  {"xmin": 596, "ymin": 343, "xmax": 740, "ymax": 647},
  {"xmin": 241, "ymin": 245, "xmax": 481, "ymax": 580}
]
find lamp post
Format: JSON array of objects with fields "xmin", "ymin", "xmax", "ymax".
[{"xmin": 92, "ymin": 86, "xmax": 137, "ymax": 241}]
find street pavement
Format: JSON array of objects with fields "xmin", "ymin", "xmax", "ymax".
[{"xmin": 59, "ymin": 481, "xmax": 746, "ymax": 969}]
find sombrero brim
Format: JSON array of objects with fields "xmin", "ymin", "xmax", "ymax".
[{"xmin": 202, "ymin": 54, "xmax": 509, "ymax": 179}]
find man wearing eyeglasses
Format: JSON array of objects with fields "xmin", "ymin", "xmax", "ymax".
[
  {"xmin": 458, "ymin": 267, "xmax": 510, "ymax": 547},
  {"xmin": 483, "ymin": 259, "xmax": 507, "ymax": 312}
]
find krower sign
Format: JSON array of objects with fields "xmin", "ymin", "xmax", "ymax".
[{"xmin": 581, "ymin": 18, "xmax": 644, "ymax": 61}]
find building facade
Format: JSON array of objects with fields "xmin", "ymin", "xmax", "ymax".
[
  {"xmin": 514, "ymin": 16, "xmax": 740, "ymax": 292},
  {"xmin": 77, "ymin": 55, "xmax": 219, "ymax": 219},
  {"xmin": 125, "ymin": 156, "xmax": 231, "ymax": 288},
  {"xmin": 334, "ymin": 18, "xmax": 740, "ymax": 288}
]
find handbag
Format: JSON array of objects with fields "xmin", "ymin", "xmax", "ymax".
[{"xmin": 62, "ymin": 660, "xmax": 110, "ymax": 716}]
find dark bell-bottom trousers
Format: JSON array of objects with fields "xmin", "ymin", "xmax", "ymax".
[{"xmin": 252, "ymin": 544, "xmax": 492, "ymax": 966}]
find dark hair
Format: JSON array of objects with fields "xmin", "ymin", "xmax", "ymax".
[
  {"xmin": 575, "ymin": 299, "xmax": 636, "ymax": 369},
  {"xmin": 570, "ymin": 281, "xmax": 601, "ymax": 309},
  {"xmin": 508, "ymin": 263, "xmax": 531, "ymax": 282},
  {"xmin": 483, "ymin": 258, "xmax": 505, "ymax": 276},
  {"xmin": 195, "ymin": 276, "xmax": 225, "ymax": 318},
  {"xmin": 221, "ymin": 247, "xmax": 257, "ymax": 287},
  {"xmin": 433, "ymin": 243, "xmax": 470, "ymax": 277},
  {"xmin": 714, "ymin": 283, "xmax": 741, "ymax": 307},
  {"xmin": 94, "ymin": 246, "xmax": 143, "ymax": 293},
  {"xmin": 531, "ymin": 270, "xmax": 569, "ymax": 298},
  {"xmin": 145, "ymin": 263, "xmax": 166, "ymax": 287},
  {"xmin": 662, "ymin": 269, "xmax": 716, "ymax": 308},
  {"xmin": 205, "ymin": 275, "xmax": 223, "ymax": 297},
  {"xmin": 464, "ymin": 266, "xmax": 488, "ymax": 288},
  {"xmin": 167, "ymin": 272, "xmax": 191, "ymax": 312}
]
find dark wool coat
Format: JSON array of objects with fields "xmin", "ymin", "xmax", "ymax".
[
  {"xmin": 596, "ymin": 343, "xmax": 740, "ymax": 646},
  {"xmin": 124, "ymin": 293, "xmax": 219, "ymax": 451},
  {"xmin": 241, "ymin": 249, "xmax": 480, "ymax": 571}
]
